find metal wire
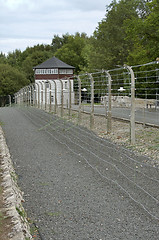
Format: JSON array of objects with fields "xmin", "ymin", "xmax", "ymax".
[{"xmin": 21, "ymin": 108, "xmax": 159, "ymax": 221}]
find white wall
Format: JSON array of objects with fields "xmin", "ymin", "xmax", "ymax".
[{"xmin": 35, "ymin": 79, "xmax": 74, "ymax": 107}]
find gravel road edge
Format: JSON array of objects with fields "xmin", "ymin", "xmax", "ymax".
[{"xmin": 0, "ymin": 126, "xmax": 32, "ymax": 240}]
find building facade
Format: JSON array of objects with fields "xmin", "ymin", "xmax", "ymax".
[{"xmin": 33, "ymin": 56, "xmax": 75, "ymax": 107}]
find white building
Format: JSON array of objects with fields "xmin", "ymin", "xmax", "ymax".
[{"xmin": 33, "ymin": 56, "xmax": 75, "ymax": 107}]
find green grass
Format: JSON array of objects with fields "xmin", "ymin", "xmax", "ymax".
[
  {"xmin": 0, "ymin": 122, "xmax": 5, "ymax": 126},
  {"xmin": 16, "ymin": 206, "xmax": 26, "ymax": 219}
]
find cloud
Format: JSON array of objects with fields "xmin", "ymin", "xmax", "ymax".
[
  {"xmin": 71, "ymin": 0, "xmax": 107, "ymax": 11},
  {"xmin": 0, "ymin": 38, "xmax": 51, "ymax": 54},
  {"xmin": 0, "ymin": 0, "xmax": 111, "ymax": 53}
]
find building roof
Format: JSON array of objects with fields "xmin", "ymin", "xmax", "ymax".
[{"xmin": 33, "ymin": 56, "xmax": 75, "ymax": 69}]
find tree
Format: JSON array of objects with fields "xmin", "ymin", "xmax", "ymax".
[
  {"xmin": 55, "ymin": 33, "xmax": 89, "ymax": 73},
  {"xmin": 0, "ymin": 64, "xmax": 29, "ymax": 96},
  {"xmin": 0, "ymin": 52, "xmax": 7, "ymax": 64},
  {"xmin": 7, "ymin": 49, "xmax": 23, "ymax": 68},
  {"xmin": 125, "ymin": 0, "xmax": 158, "ymax": 64},
  {"xmin": 22, "ymin": 50, "xmax": 52, "ymax": 83},
  {"xmin": 87, "ymin": 0, "xmax": 151, "ymax": 70},
  {"xmin": 51, "ymin": 33, "xmax": 70, "ymax": 53}
]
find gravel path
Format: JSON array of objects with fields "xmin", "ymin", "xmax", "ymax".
[{"xmin": 0, "ymin": 106, "xmax": 159, "ymax": 240}]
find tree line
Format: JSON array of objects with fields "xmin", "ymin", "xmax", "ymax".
[{"xmin": 0, "ymin": 0, "xmax": 158, "ymax": 97}]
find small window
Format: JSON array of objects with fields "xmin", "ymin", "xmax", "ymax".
[
  {"xmin": 45, "ymin": 82, "xmax": 49, "ymax": 88},
  {"xmin": 59, "ymin": 69, "xmax": 66, "ymax": 74},
  {"xmin": 64, "ymin": 81, "xmax": 68, "ymax": 89},
  {"xmin": 66, "ymin": 69, "xmax": 73, "ymax": 74}
]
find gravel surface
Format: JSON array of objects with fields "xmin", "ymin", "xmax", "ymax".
[{"xmin": 0, "ymin": 106, "xmax": 159, "ymax": 240}]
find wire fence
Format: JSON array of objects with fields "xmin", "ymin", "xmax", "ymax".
[{"xmin": 14, "ymin": 61, "xmax": 159, "ymax": 147}]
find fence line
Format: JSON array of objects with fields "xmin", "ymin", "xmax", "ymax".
[{"xmin": 14, "ymin": 61, "xmax": 159, "ymax": 144}]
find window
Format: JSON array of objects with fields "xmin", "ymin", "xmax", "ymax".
[
  {"xmin": 66, "ymin": 69, "xmax": 73, "ymax": 74},
  {"xmin": 35, "ymin": 69, "xmax": 58, "ymax": 74},
  {"xmin": 45, "ymin": 82, "xmax": 50, "ymax": 88},
  {"xmin": 59, "ymin": 69, "xmax": 66, "ymax": 74},
  {"xmin": 51, "ymin": 69, "xmax": 58, "ymax": 74},
  {"xmin": 64, "ymin": 81, "xmax": 68, "ymax": 89},
  {"xmin": 59, "ymin": 69, "xmax": 73, "ymax": 74}
]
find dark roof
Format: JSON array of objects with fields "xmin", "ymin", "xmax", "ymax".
[{"xmin": 33, "ymin": 56, "xmax": 75, "ymax": 69}]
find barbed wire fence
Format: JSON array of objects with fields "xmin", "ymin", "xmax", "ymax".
[{"xmin": 14, "ymin": 61, "xmax": 159, "ymax": 147}]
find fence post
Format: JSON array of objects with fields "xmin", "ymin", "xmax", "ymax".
[
  {"xmin": 54, "ymin": 80, "xmax": 57, "ymax": 114},
  {"xmin": 124, "ymin": 65, "xmax": 135, "ymax": 144},
  {"xmin": 68, "ymin": 78, "xmax": 72, "ymax": 119},
  {"xmin": 49, "ymin": 82, "xmax": 52, "ymax": 112},
  {"xmin": 35, "ymin": 83, "xmax": 39, "ymax": 108},
  {"xmin": 59, "ymin": 79, "xmax": 64, "ymax": 117},
  {"xmin": 105, "ymin": 70, "xmax": 112, "ymax": 134},
  {"xmin": 29, "ymin": 86, "xmax": 31, "ymax": 105},
  {"xmin": 50, "ymin": 80, "xmax": 57, "ymax": 114},
  {"xmin": 22, "ymin": 88, "xmax": 24, "ymax": 105},
  {"xmin": 78, "ymin": 76, "xmax": 82, "ymax": 124},
  {"xmin": 45, "ymin": 82, "xmax": 47, "ymax": 110},
  {"xmin": 31, "ymin": 84, "xmax": 34, "ymax": 106},
  {"xmin": 33, "ymin": 85, "xmax": 36, "ymax": 107},
  {"xmin": 39, "ymin": 82, "xmax": 43, "ymax": 109},
  {"xmin": 27, "ymin": 86, "xmax": 29, "ymax": 105},
  {"xmin": 89, "ymin": 73, "xmax": 94, "ymax": 130},
  {"xmin": 8, "ymin": 95, "xmax": 11, "ymax": 106}
]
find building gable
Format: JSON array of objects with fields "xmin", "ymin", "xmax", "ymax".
[{"xmin": 33, "ymin": 56, "xmax": 75, "ymax": 80}]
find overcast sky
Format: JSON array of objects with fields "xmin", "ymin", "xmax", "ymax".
[{"xmin": 0, "ymin": 0, "xmax": 112, "ymax": 55}]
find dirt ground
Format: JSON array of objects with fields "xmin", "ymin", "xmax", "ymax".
[{"xmin": 63, "ymin": 110, "xmax": 159, "ymax": 167}]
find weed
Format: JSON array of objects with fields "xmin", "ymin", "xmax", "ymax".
[
  {"xmin": 11, "ymin": 172, "xmax": 18, "ymax": 182},
  {"xmin": 45, "ymin": 211, "xmax": 61, "ymax": 217},
  {"xmin": 0, "ymin": 122, "xmax": 5, "ymax": 126},
  {"xmin": 30, "ymin": 224, "xmax": 38, "ymax": 235},
  {"xmin": 16, "ymin": 206, "xmax": 26, "ymax": 219}
]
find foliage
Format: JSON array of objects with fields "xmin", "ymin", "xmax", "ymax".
[
  {"xmin": 125, "ymin": 0, "xmax": 159, "ymax": 64},
  {"xmin": 89, "ymin": 0, "xmax": 146, "ymax": 70},
  {"xmin": 0, "ymin": 64, "xmax": 29, "ymax": 96},
  {"xmin": 55, "ymin": 33, "xmax": 89, "ymax": 73},
  {"xmin": 51, "ymin": 33, "xmax": 70, "ymax": 53},
  {"xmin": 21, "ymin": 50, "xmax": 52, "ymax": 82}
]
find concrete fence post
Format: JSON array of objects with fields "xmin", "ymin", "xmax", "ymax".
[
  {"xmin": 31, "ymin": 84, "xmax": 34, "ymax": 106},
  {"xmin": 39, "ymin": 82, "xmax": 43, "ymax": 109},
  {"xmin": 78, "ymin": 76, "xmax": 82, "ymax": 124},
  {"xmin": 50, "ymin": 80, "xmax": 57, "ymax": 114},
  {"xmin": 21, "ymin": 88, "xmax": 24, "ymax": 105},
  {"xmin": 33, "ymin": 85, "xmax": 36, "ymax": 107},
  {"xmin": 48, "ymin": 82, "xmax": 52, "ymax": 112},
  {"xmin": 27, "ymin": 86, "xmax": 29, "ymax": 105},
  {"xmin": 8, "ymin": 95, "xmax": 11, "ymax": 106},
  {"xmin": 45, "ymin": 82, "xmax": 47, "ymax": 111},
  {"xmin": 124, "ymin": 65, "xmax": 135, "ymax": 144},
  {"xmin": 89, "ymin": 73, "xmax": 94, "ymax": 130},
  {"xmin": 35, "ymin": 83, "xmax": 39, "ymax": 108},
  {"xmin": 59, "ymin": 79, "xmax": 64, "ymax": 117},
  {"xmin": 104, "ymin": 70, "xmax": 112, "ymax": 134},
  {"xmin": 28, "ymin": 86, "xmax": 31, "ymax": 105},
  {"xmin": 68, "ymin": 78, "xmax": 72, "ymax": 119},
  {"xmin": 54, "ymin": 80, "xmax": 57, "ymax": 114}
]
